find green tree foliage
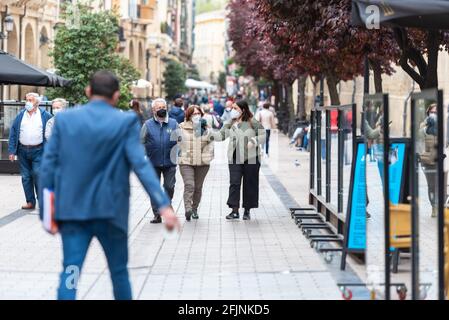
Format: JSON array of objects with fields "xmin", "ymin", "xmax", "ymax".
[
  {"xmin": 196, "ymin": 0, "xmax": 228, "ymax": 14},
  {"xmin": 187, "ymin": 65, "xmax": 201, "ymax": 81},
  {"xmin": 163, "ymin": 60, "xmax": 186, "ymax": 99},
  {"xmin": 46, "ymin": 3, "xmax": 139, "ymax": 109}
]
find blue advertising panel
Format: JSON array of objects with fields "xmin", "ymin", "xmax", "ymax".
[
  {"xmin": 376, "ymin": 143, "xmax": 406, "ymax": 205},
  {"xmin": 387, "ymin": 143, "xmax": 406, "ymax": 205},
  {"xmin": 346, "ymin": 142, "xmax": 406, "ymax": 250},
  {"xmin": 347, "ymin": 143, "xmax": 367, "ymax": 250}
]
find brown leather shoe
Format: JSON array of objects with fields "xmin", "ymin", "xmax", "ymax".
[{"xmin": 21, "ymin": 203, "xmax": 35, "ymax": 210}]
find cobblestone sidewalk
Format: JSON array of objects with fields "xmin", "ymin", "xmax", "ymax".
[{"xmin": 0, "ymin": 137, "xmax": 341, "ymax": 300}]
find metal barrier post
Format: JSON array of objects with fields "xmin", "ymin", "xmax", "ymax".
[
  {"xmin": 310, "ymin": 110, "xmax": 316, "ymax": 191},
  {"xmin": 337, "ymin": 109, "xmax": 343, "ymax": 213},
  {"xmin": 326, "ymin": 110, "xmax": 331, "ymax": 203},
  {"xmin": 317, "ymin": 110, "xmax": 322, "ymax": 196}
]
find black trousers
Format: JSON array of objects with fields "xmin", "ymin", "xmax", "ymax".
[
  {"xmin": 227, "ymin": 159, "xmax": 261, "ymax": 210},
  {"xmin": 152, "ymin": 166, "xmax": 176, "ymax": 216},
  {"xmin": 265, "ymin": 129, "xmax": 271, "ymax": 155}
]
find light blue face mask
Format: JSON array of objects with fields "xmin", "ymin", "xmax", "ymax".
[{"xmin": 25, "ymin": 102, "xmax": 34, "ymax": 112}]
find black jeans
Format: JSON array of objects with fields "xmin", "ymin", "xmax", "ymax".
[
  {"xmin": 227, "ymin": 158, "xmax": 261, "ymax": 210},
  {"xmin": 152, "ymin": 166, "xmax": 176, "ymax": 216},
  {"xmin": 265, "ymin": 129, "xmax": 271, "ymax": 155}
]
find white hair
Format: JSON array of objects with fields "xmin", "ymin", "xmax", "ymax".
[
  {"xmin": 25, "ymin": 92, "xmax": 41, "ymax": 102},
  {"xmin": 151, "ymin": 98, "xmax": 167, "ymax": 109},
  {"xmin": 52, "ymin": 98, "xmax": 68, "ymax": 108}
]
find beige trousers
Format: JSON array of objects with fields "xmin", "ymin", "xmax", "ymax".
[{"xmin": 179, "ymin": 165, "xmax": 210, "ymax": 212}]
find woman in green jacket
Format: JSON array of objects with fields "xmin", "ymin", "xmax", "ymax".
[{"xmin": 217, "ymin": 100, "xmax": 265, "ymax": 220}]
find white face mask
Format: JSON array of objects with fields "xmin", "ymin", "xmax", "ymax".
[
  {"xmin": 53, "ymin": 108, "xmax": 63, "ymax": 115},
  {"xmin": 25, "ymin": 102, "xmax": 34, "ymax": 112},
  {"xmin": 191, "ymin": 115, "xmax": 201, "ymax": 123},
  {"xmin": 230, "ymin": 109, "xmax": 241, "ymax": 120}
]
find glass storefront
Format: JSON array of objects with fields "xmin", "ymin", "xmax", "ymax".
[{"xmin": 0, "ymin": 102, "xmax": 52, "ymax": 173}]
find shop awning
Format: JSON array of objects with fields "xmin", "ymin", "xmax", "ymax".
[
  {"xmin": 0, "ymin": 50, "xmax": 71, "ymax": 87},
  {"xmin": 351, "ymin": 0, "xmax": 449, "ymax": 30}
]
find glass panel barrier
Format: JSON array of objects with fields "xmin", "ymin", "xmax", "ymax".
[
  {"xmin": 364, "ymin": 94, "xmax": 387, "ymax": 299},
  {"xmin": 341, "ymin": 108, "xmax": 354, "ymax": 216},
  {"xmin": 412, "ymin": 91, "xmax": 440, "ymax": 300}
]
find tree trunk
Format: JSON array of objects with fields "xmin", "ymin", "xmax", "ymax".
[
  {"xmin": 326, "ymin": 75, "xmax": 341, "ymax": 106},
  {"xmin": 394, "ymin": 28, "xmax": 440, "ymax": 90},
  {"xmin": 425, "ymin": 30, "xmax": 439, "ymax": 89},
  {"xmin": 297, "ymin": 75, "xmax": 307, "ymax": 120},
  {"xmin": 273, "ymin": 80, "xmax": 280, "ymax": 110},
  {"xmin": 369, "ymin": 59, "xmax": 383, "ymax": 93},
  {"xmin": 287, "ymin": 82, "xmax": 295, "ymax": 119}
]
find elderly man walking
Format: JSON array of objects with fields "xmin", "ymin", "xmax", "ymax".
[
  {"xmin": 141, "ymin": 98, "xmax": 179, "ymax": 223},
  {"xmin": 8, "ymin": 92, "xmax": 53, "ymax": 210},
  {"xmin": 45, "ymin": 98, "xmax": 68, "ymax": 140}
]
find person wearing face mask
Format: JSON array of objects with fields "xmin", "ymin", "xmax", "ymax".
[
  {"xmin": 178, "ymin": 105, "xmax": 214, "ymax": 221},
  {"xmin": 419, "ymin": 103, "xmax": 439, "ymax": 217},
  {"xmin": 141, "ymin": 98, "xmax": 180, "ymax": 223},
  {"xmin": 45, "ymin": 98, "xmax": 68, "ymax": 140},
  {"xmin": 8, "ymin": 92, "xmax": 53, "ymax": 210},
  {"xmin": 221, "ymin": 100, "xmax": 234, "ymax": 125},
  {"xmin": 215, "ymin": 100, "xmax": 265, "ymax": 221},
  {"xmin": 39, "ymin": 70, "xmax": 179, "ymax": 300}
]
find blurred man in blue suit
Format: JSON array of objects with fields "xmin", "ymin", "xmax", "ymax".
[{"xmin": 39, "ymin": 71, "xmax": 179, "ymax": 300}]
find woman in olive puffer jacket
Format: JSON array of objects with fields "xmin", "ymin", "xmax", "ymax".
[{"xmin": 178, "ymin": 105, "xmax": 214, "ymax": 221}]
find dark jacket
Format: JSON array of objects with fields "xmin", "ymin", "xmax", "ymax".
[
  {"xmin": 169, "ymin": 106, "xmax": 185, "ymax": 124},
  {"xmin": 8, "ymin": 107, "xmax": 53, "ymax": 155},
  {"xmin": 141, "ymin": 117, "xmax": 179, "ymax": 168},
  {"xmin": 39, "ymin": 100, "xmax": 170, "ymax": 232}
]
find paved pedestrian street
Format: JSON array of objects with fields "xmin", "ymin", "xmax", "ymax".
[{"xmin": 0, "ymin": 135, "xmax": 345, "ymax": 300}]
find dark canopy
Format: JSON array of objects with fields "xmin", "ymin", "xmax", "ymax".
[
  {"xmin": 352, "ymin": 0, "xmax": 449, "ymax": 30},
  {"xmin": 0, "ymin": 50, "xmax": 71, "ymax": 87}
]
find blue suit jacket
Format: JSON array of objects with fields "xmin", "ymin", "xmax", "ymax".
[
  {"xmin": 8, "ymin": 107, "xmax": 53, "ymax": 154},
  {"xmin": 39, "ymin": 100, "xmax": 171, "ymax": 232}
]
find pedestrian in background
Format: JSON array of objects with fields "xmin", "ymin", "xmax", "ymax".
[
  {"xmin": 130, "ymin": 99, "xmax": 145, "ymax": 126},
  {"xmin": 217, "ymin": 100, "xmax": 265, "ymax": 221},
  {"xmin": 39, "ymin": 71, "xmax": 179, "ymax": 300},
  {"xmin": 221, "ymin": 100, "xmax": 233, "ymax": 125},
  {"xmin": 255, "ymin": 102, "xmax": 276, "ymax": 156},
  {"xmin": 8, "ymin": 92, "xmax": 53, "ymax": 210},
  {"xmin": 141, "ymin": 98, "xmax": 179, "ymax": 224},
  {"xmin": 169, "ymin": 97, "xmax": 185, "ymax": 124},
  {"xmin": 212, "ymin": 95, "xmax": 224, "ymax": 117},
  {"xmin": 45, "ymin": 98, "xmax": 68, "ymax": 140},
  {"xmin": 419, "ymin": 103, "xmax": 438, "ymax": 217},
  {"xmin": 178, "ymin": 105, "xmax": 214, "ymax": 221},
  {"xmin": 203, "ymin": 103, "xmax": 222, "ymax": 129}
]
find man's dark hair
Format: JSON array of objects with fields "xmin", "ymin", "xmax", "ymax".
[
  {"xmin": 174, "ymin": 98, "xmax": 184, "ymax": 107},
  {"xmin": 263, "ymin": 102, "xmax": 270, "ymax": 109},
  {"xmin": 89, "ymin": 70, "xmax": 120, "ymax": 99}
]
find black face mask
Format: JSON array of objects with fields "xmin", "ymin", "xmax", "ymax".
[{"xmin": 156, "ymin": 109, "xmax": 167, "ymax": 118}]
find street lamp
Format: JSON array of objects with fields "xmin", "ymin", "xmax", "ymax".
[
  {"xmin": 0, "ymin": 14, "xmax": 14, "ymax": 42},
  {"xmin": 117, "ymin": 26, "xmax": 126, "ymax": 52},
  {"xmin": 146, "ymin": 48, "xmax": 151, "ymax": 82},
  {"xmin": 39, "ymin": 33, "xmax": 49, "ymax": 47},
  {"xmin": 155, "ymin": 44, "xmax": 162, "ymax": 97},
  {"xmin": 4, "ymin": 15, "xmax": 13, "ymax": 32}
]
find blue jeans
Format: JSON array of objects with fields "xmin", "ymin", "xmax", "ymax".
[
  {"xmin": 302, "ymin": 135, "xmax": 308, "ymax": 150},
  {"xmin": 57, "ymin": 220, "xmax": 131, "ymax": 300},
  {"xmin": 321, "ymin": 139, "xmax": 326, "ymax": 160},
  {"xmin": 17, "ymin": 145, "xmax": 43, "ymax": 206}
]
